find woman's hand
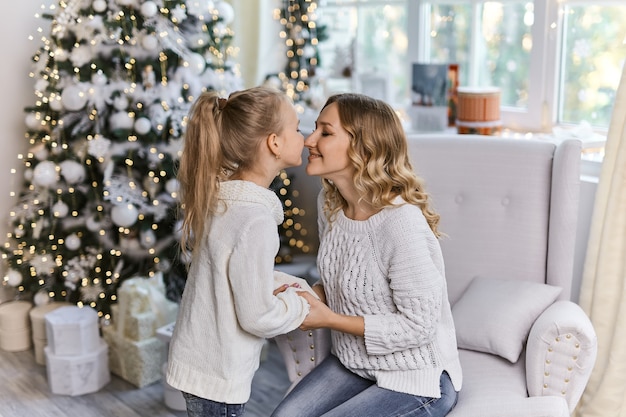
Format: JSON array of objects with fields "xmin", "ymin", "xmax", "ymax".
[
  {"xmin": 297, "ymin": 291, "xmax": 334, "ymax": 330},
  {"xmin": 311, "ymin": 283, "xmax": 326, "ymax": 304},
  {"xmin": 297, "ymin": 291, "xmax": 365, "ymax": 337}
]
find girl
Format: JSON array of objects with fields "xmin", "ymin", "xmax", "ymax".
[
  {"xmin": 167, "ymin": 86, "xmax": 310, "ymax": 417},
  {"xmin": 272, "ymin": 93, "xmax": 463, "ymax": 417}
]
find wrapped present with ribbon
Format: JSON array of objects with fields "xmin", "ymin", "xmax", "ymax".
[
  {"xmin": 103, "ymin": 272, "xmax": 179, "ymax": 387},
  {"xmin": 102, "ymin": 324, "xmax": 164, "ymax": 388},
  {"xmin": 114, "ymin": 272, "xmax": 178, "ymax": 341}
]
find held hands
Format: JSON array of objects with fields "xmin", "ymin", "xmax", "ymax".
[
  {"xmin": 297, "ymin": 291, "xmax": 335, "ymax": 331},
  {"xmin": 272, "ymin": 282, "xmax": 333, "ymax": 330}
]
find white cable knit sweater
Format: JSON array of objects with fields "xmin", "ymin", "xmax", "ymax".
[
  {"xmin": 166, "ymin": 181, "xmax": 309, "ymax": 404},
  {"xmin": 316, "ymin": 192, "xmax": 463, "ymax": 398}
]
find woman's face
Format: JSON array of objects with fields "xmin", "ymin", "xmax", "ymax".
[{"xmin": 304, "ymin": 103, "xmax": 354, "ymax": 182}]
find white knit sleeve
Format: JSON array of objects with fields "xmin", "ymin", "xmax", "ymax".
[
  {"xmin": 228, "ymin": 216, "xmax": 309, "ymax": 339},
  {"xmin": 363, "ymin": 208, "xmax": 444, "ymax": 355}
]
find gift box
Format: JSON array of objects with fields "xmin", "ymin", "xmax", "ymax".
[
  {"xmin": 114, "ymin": 273, "xmax": 179, "ymax": 342},
  {"xmin": 102, "ymin": 324, "xmax": 165, "ymax": 388},
  {"xmin": 0, "ymin": 300, "xmax": 33, "ymax": 352},
  {"xmin": 29, "ymin": 301, "xmax": 72, "ymax": 365},
  {"xmin": 45, "ymin": 306, "xmax": 100, "ymax": 356},
  {"xmin": 45, "ymin": 339, "xmax": 110, "ymax": 396}
]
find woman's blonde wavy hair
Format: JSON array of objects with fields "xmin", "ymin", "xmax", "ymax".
[
  {"xmin": 320, "ymin": 93, "xmax": 441, "ymax": 237},
  {"xmin": 177, "ymin": 86, "xmax": 290, "ymax": 253}
]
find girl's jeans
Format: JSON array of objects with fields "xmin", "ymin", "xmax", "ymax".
[
  {"xmin": 271, "ymin": 355, "xmax": 458, "ymax": 417},
  {"xmin": 182, "ymin": 392, "xmax": 246, "ymax": 417}
]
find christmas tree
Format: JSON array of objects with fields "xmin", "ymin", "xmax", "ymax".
[
  {"xmin": 1, "ymin": 0, "xmax": 242, "ymax": 318},
  {"xmin": 267, "ymin": 0, "xmax": 327, "ymax": 108}
]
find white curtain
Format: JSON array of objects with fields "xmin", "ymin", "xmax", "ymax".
[
  {"xmin": 229, "ymin": 0, "xmax": 286, "ymax": 88},
  {"xmin": 575, "ymin": 64, "xmax": 626, "ymax": 416}
]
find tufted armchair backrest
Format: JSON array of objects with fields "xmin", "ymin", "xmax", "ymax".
[{"xmin": 406, "ymin": 135, "xmax": 582, "ymax": 305}]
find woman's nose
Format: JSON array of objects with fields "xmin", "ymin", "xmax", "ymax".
[{"xmin": 304, "ymin": 132, "xmax": 315, "ymax": 147}]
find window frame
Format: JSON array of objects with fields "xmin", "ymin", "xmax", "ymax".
[{"xmin": 322, "ymin": 0, "xmax": 623, "ymax": 133}]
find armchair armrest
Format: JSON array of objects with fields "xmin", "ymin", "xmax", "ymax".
[
  {"xmin": 526, "ymin": 300, "xmax": 597, "ymax": 413},
  {"xmin": 274, "ymin": 327, "xmax": 331, "ymax": 393}
]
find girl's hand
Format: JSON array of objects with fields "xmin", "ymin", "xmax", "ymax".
[{"xmin": 272, "ymin": 282, "xmax": 301, "ymax": 296}]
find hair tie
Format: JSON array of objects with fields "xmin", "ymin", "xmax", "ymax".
[{"xmin": 217, "ymin": 98, "xmax": 228, "ymax": 110}]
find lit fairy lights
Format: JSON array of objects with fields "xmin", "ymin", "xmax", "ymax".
[{"xmin": 1, "ymin": 0, "xmax": 242, "ymax": 317}]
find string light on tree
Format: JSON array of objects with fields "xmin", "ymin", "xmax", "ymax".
[
  {"xmin": 272, "ymin": 0, "xmax": 326, "ymax": 107},
  {"xmin": 271, "ymin": 171, "xmax": 310, "ymax": 264}
]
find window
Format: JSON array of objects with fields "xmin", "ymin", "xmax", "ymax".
[{"xmin": 316, "ymin": 0, "xmax": 626, "ymax": 133}]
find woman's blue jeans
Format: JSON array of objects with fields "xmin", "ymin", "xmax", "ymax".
[
  {"xmin": 271, "ymin": 355, "xmax": 458, "ymax": 417},
  {"xmin": 182, "ymin": 392, "xmax": 246, "ymax": 417}
]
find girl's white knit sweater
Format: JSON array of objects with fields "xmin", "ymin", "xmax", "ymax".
[
  {"xmin": 316, "ymin": 192, "xmax": 463, "ymax": 398},
  {"xmin": 166, "ymin": 180, "xmax": 309, "ymax": 404}
]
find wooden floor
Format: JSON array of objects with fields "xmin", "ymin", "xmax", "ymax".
[{"xmin": 0, "ymin": 340, "xmax": 291, "ymax": 417}]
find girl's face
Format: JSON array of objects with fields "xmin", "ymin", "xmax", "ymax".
[
  {"xmin": 277, "ymin": 101, "xmax": 305, "ymax": 168},
  {"xmin": 304, "ymin": 103, "xmax": 354, "ymax": 182}
]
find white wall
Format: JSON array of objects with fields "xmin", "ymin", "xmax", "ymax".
[{"xmin": 0, "ymin": 0, "xmax": 54, "ymax": 301}]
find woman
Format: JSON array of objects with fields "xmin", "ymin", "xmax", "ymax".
[{"xmin": 273, "ymin": 93, "xmax": 463, "ymax": 417}]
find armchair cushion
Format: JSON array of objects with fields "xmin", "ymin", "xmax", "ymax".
[{"xmin": 452, "ymin": 277, "xmax": 562, "ymax": 363}]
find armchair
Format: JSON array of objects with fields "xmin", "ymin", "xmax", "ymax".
[{"xmin": 276, "ymin": 134, "xmax": 597, "ymax": 416}]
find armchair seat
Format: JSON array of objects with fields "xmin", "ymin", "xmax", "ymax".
[{"xmin": 450, "ymin": 350, "xmax": 568, "ymax": 417}]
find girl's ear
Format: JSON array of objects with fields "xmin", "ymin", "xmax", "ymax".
[{"xmin": 266, "ymin": 132, "xmax": 281, "ymax": 158}]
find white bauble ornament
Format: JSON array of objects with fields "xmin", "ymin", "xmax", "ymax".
[
  {"xmin": 52, "ymin": 201, "xmax": 69, "ymax": 218},
  {"xmin": 141, "ymin": 1, "xmax": 158, "ymax": 17},
  {"xmin": 110, "ymin": 111, "xmax": 135, "ymax": 130},
  {"xmin": 61, "ymin": 85, "xmax": 87, "ymax": 111},
  {"xmin": 214, "ymin": 1, "xmax": 234, "ymax": 24},
  {"xmin": 86, "ymin": 216, "xmax": 102, "ymax": 232},
  {"xmin": 141, "ymin": 34, "xmax": 159, "ymax": 51},
  {"xmin": 25, "ymin": 113, "xmax": 41, "ymax": 130},
  {"xmin": 165, "ymin": 178, "xmax": 180, "ymax": 195},
  {"xmin": 49, "ymin": 96, "xmax": 64, "ymax": 111},
  {"xmin": 92, "ymin": 0, "xmax": 107, "ymax": 13},
  {"xmin": 186, "ymin": 53, "xmax": 206, "ymax": 75},
  {"xmin": 134, "ymin": 117, "xmax": 152, "ymax": 135},
  {"xmin": 140, "ymin": 229, "xmax": 156, "ymax": 248},
  {"xmin": 32, "ymin": 161, "xmax": 59, "ymax": 188},
  {"xmin": 113, "ymin": 95, "xmax": 129, "ymax": 110},
  {"xmin": 115, "ymin": 0, "xmax": 134, "ymax": 6},
  {"xmin": 13, "ymin": 227, "xmax": 25, "ymax": 238},
  {"xmin": 34, "ymin": 290, "xmax": 51, "ymax": 306},
  {"xmin": 60, "ymin": 160, "xmax": 86, "ymax": 184},
  {"xmin": 66, "ymin": 270, "xmax": 80, "ymax": 284},
  {"xmin": 24, "ymin": 168, "xmax": 33, "ymax": 181},
  {"xmin": 65, "ymin": 233, "xmax": 81, "ymax": 251},
  {"xmin": 91, "ymin": 71, "xmax": 108, "ymax": 86},
  {"xmin": 111, "ymin": 204, "xmax": 139, "ymax": 227},
  {"xmin": 5, "ymin": 269, "xmax": 22, "ymax": 286}
]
